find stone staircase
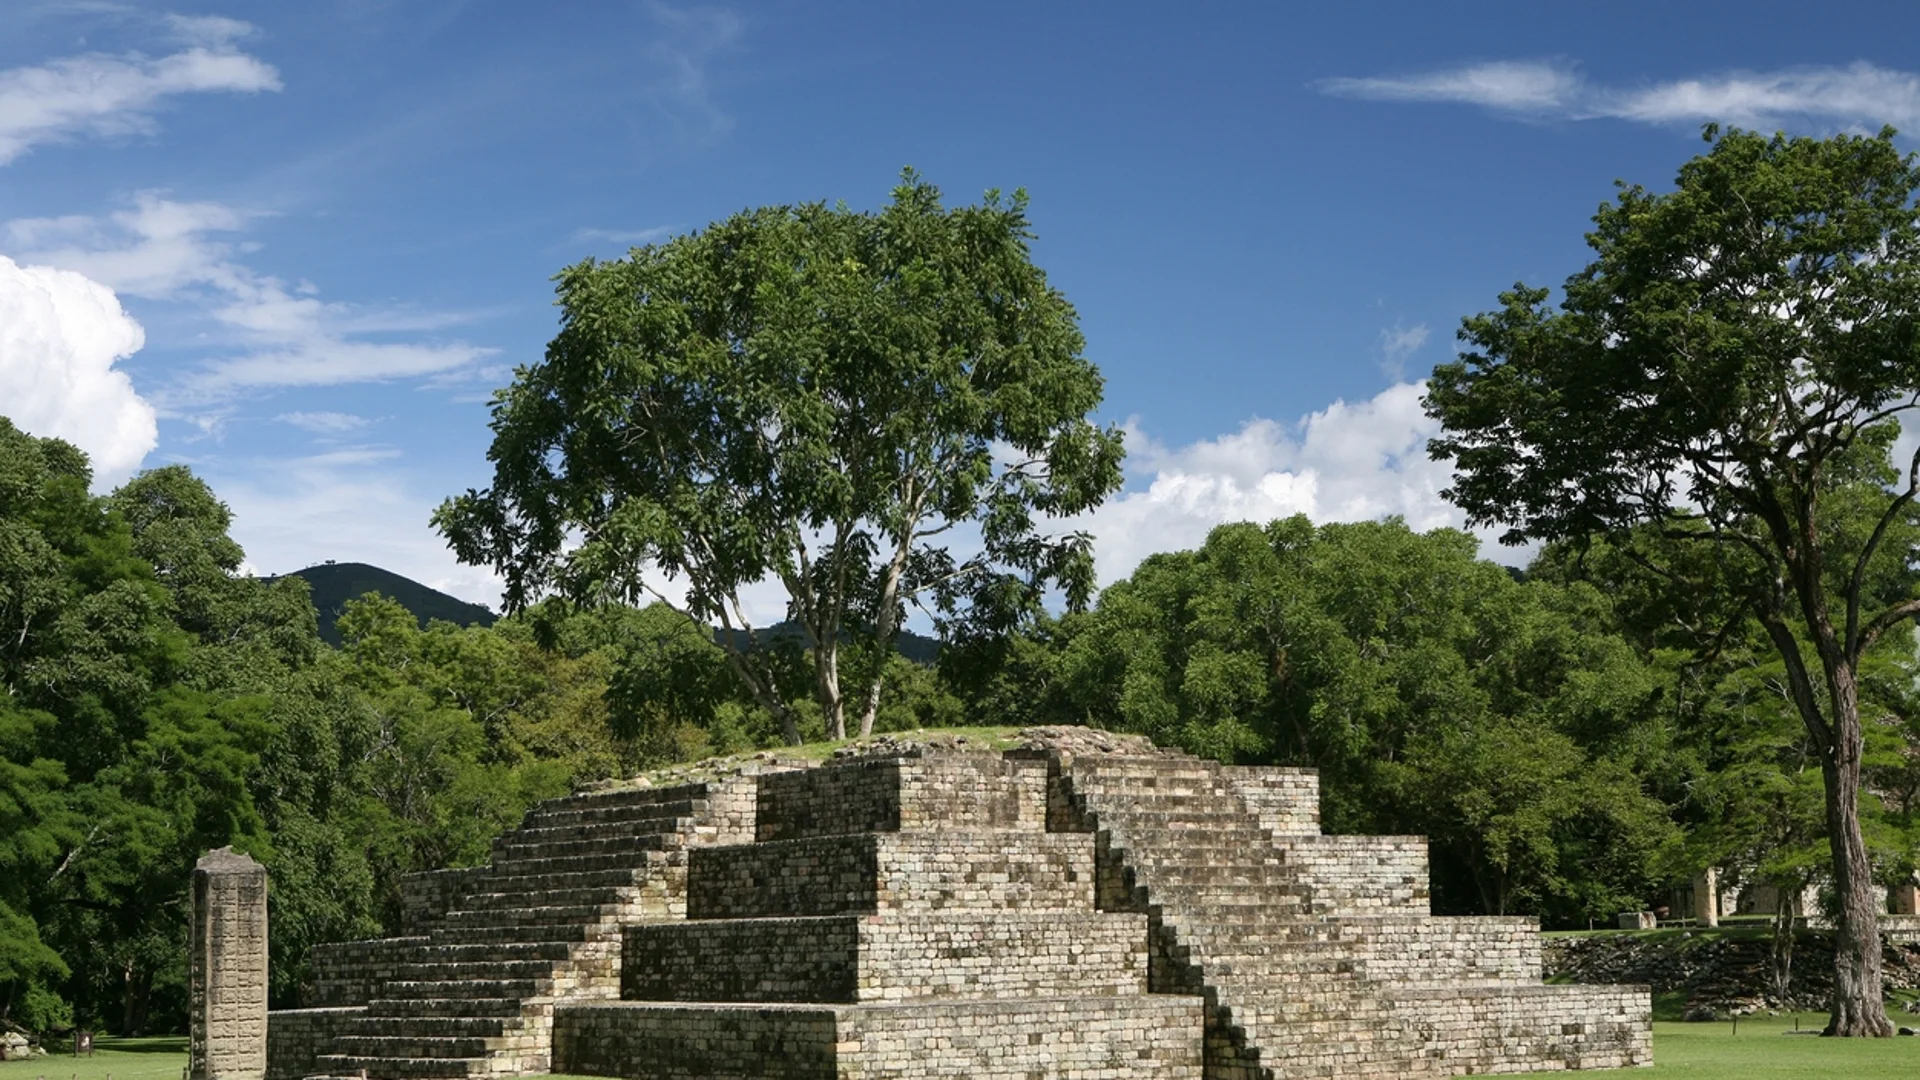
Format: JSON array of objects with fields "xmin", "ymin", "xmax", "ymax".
[
  {"xmin": 549, "ymin": 754, "xmax": 1203, "ymax": 1078},
  {"xmin": 268, "ymin": 739, "xmax": 1649, "ymax": 1080},
  {"xmin": 1052, "ymin": 750, "xmax": 1648, "ymax": 1078},
  {"xmin": 277, "ymin": 779, "xmax": 755, "ymax": 1080}
]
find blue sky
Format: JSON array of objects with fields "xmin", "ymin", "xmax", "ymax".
[{"xmin": 4, "ymin": 0, "xmax": 1919, "ymax": 611}]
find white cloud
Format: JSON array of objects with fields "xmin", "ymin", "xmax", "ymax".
[
  {"xmin": 570, "ymin": 225, "xmax": 677, "ymax": 246},
  {"xmin": 6, "ymin": 193, "xmax": 492, "ymax": 399},
  {"xmin": 1319, "ymin": 60, "xmax": 1582, "ymax": 114},
  {"xmin": 0, "ymin": 253, "xmax": 156, "ymax": 483},
  {"xmin": 215, "ymin": 453, "xmax": 505, "ymax": 608},
  {"xmin": 213, "ymin": 448, "xmax": 791, "ymax": 621},
  {"xmin": 279, "ymin": 410, "xmax": 370, "ymax": 433},
  {"xmin": 1607, "ymin": 63, "xmax": 1920, "ymax": 129},
  {"xmin": 1319, "ymin": 59, "xmax": 1920, "ymax": 133},
  {"xmin": 1380, "ymin": 322, "xmax": 1429, "ymax": 360},
  {"xmin": 642, "ymin": 1, "xmax": 741, "ymax": 144},
  {"xmin": 0, "ymin": 21, "xmax": 280, "ymax": 165},
  {"xmin": 1074, "ymin": 380, "xmax": 1524, "ymax": 586},
  {"xmin": 1378, "ymin": 321, "xmax": 1429, "ymax": 378}
]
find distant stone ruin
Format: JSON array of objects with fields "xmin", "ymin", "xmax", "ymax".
[{"xmin": 268, "ymin": 731, "xmax": 1651, "ymax": 1079}]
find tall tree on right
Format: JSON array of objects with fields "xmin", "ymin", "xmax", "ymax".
[{"xmin": 1427, "ymin": 126, "xmax": 1920, "ymax": 1036}]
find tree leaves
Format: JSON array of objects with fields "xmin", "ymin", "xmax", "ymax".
[{"xmin": 436, "ymin": 171, "xmax": 1124, "ymax": 740}]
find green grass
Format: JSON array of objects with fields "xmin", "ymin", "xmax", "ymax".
[
  {"xmin": 773, "ymin": 725, "xmax": 1026, "ymax": 761},
  {"xmin": 1500, "ymin": 1016, "xmax": 1920, "ymax": 1079},
  {"xmin": 7, "ymin": 1023, "xmax": 1914, "ymax": 1080},
  {"xmin": 0, "ymin": 1036, "xmax": 186, "ymax": 1080}
]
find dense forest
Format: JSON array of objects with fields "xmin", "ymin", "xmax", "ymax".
[{"xmin": 5, "ymin": 414, "xmax": 1918, "ymax": 1037}]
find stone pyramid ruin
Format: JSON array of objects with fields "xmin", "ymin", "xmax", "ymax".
[{"xmin": 268, "ymin": 731, "xmax": 1650, "ymax": 1079}]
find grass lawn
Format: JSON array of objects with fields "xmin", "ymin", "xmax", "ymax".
[
  {"xmin": 0, "ymin": 1036, "xmax": 185, "ymax": 1080},
  {"xmin": 4, "ymin": 1025, "xmax": 1914, "ymax": 1080},
  {"xmin": 1500, "ymin": 1016, "xmax": 1920, "ymax": 1079}
]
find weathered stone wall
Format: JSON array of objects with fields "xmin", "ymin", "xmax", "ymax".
[
  {"xmin": 755, "ymin": 756, "xmax": 1046, "ymax": 841},
  {"xmin": 622, "ymin": 912, "xmax": 1149, "ymax": 1004},
  {"xmin": 265, "ymin": 1007, "xmax": 361, "ymax": 1080},
  {"xmin": 306, "ymin": 936, "xmax": 425, "ymax": 1007},
  {"xmin": 1217, "ymin": 765, "xmax": 1321, "ymax": 837},
  {"xmin": 190, "ymin": 848, "xmax": 269, "ymax": 1080},
  {"xmin": 1546, "ymin": 930, "xmax": 1920, "ymax": 1014},
  {"xmin": 1269, "ymin": 834, "xmax": 1430, "ymax": 914},
  {"xmin": 1399, "ymin": 984, "xmax": 1653, "ymax": 1073},
  {"xmin": 552, "ymin": 997, "xmax": 1204, "ymax": 1080},
  {"xmin": 686, "ymin": 831, "xmax": 1092, "ymax": 918},
  {"xmin": 396, "ymin": 868, "xmax": 485, "ymax": 934}
]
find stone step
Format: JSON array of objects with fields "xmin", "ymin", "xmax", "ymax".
[
  {"xmin": 393, "ymin": 940, "xmax": 578, "ymax": 964},
  {"xmin": 623, "ymin": 913, "xmax": 1150, "ymax": 1004},
  {"xmin": 491, "ymin": 831, "xmax": 680, "ymax": 864},
  {"xmin": 313, "ymin": 1052, "xmax": 493, "ymax": 1079},
  {"xmin": 1097, "ymin": 811, "xmax": 1272, "ymax": 834},
  {"xmin": 1121, "ymin": 860, "xmax": 1294, "ymax": 885},
  {"xmin": 486, "ymin": 846, "xmax": 681, "ymax": 879},
  {"xmin": 685, "ymin": 831, "xmax": 1092, "ymax": 919},
  {"xmin": 453, "ymin": 881, "xmax": 639, "ymax": 910},
  {"xmin": 425, "ymin": 923, "xmax": 598, "ymax": 947},
  {"xmin": 1152, "ymin": 901, "xmax": 1319, "ymax": 929},
  {"xmin": 525, "ymin": 781, "xmax": 710, "ymax": 817},
  {"xmin": 365, "ymin": 997, "xmax": 528, "ymax": 1019},
  {"xmin": 385, "ymin": 958, "xmax": 562, "ymax": 983},
  {"xmin": 435, "ymin": 903, "xmax": 614, "ymax": 930},
  {"xmin": 325, "ymin": 1035, "xmax": 507, "ymax": 1060},
  {"xmin": 1082, "ymin": 792, "xmax": 1252, "ymax": 816},
  {"xmin": 457, "ymin": 866, "xmax": 656, "ymax": 898},
  {"xmin": 345, "ymin": 1015, "xmax": 526, "ymax": 1038},
  {"xmin": 515, "ymin": 798, "xmax": 701, "ymax": 833},
  {"xmin": 437, "ymin": 904, "xmax": 619, "ymax": 930},
  {"xmin": 381, "ymin": 977, "xmax": 549, "ymax": 1000}
]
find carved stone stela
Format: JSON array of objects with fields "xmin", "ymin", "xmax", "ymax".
[{"xmin": 191, "ymin": 847, "xmax": 269, "ymax": 1080}]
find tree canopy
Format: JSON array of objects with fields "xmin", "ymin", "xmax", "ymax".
[
  {"xmin": 1046, "ymin": 515, "xmax": 1678, "ymax": 921},
  {"xmin": 1427, "ymin": 126, "xmax": 1920, "ymax": 1036},
  {"xmin": 435, "ymin": 170, "xmax": 1125, "ymax": 742}
]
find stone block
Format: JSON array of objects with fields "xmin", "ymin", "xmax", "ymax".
[
  {"xmin": 686, "ymin": 831, "xmax": 1092, "ymax": 918},
  {"xmin": 191, "ymin": 847, "xmax": 269, "ymax": 1080},
  {"xmin": 622, "ymin": 912, "xmax": 1149, "ymax": 1003}
]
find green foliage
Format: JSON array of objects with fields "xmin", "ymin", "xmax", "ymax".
[
  {"xmin": 1051, "ymin": 516, "xmax": 1677, "ymax": 922},
  {"xmin": 1426, "ymin": 127, "xmax": 1920, "ymax": 1031},
  {"xmin": 435, "ymin": 170, "xmax": 1125, "ymax": 742}
]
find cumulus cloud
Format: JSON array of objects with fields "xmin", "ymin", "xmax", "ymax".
[
  {"xmin": 0, "ymin": 19, "xmax": 280, "ymax": 165},
  {"xmin": 6, "ymin": 193, "xmax": 492, "ymax": 400},
  {"xmin": 1318, "ymin": 59, "xmax": 1920, "ymax": 133},
  {"xmin": 1072, "ymin": 381, "xmax": 1521, "ymax": 586},
  {"xmin": 0, "ymin": 253, "xmax": 157, "ymax": 482}
]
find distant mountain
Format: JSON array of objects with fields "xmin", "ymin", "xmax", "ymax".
[
  {"xmin": 283, "ymin": 561, "xmax": 941, "ymax": 663},
  {"xmin": 281, "ymin": 562, "xmax": 497, "ymax": 646},
  {"xmin": 718, "ymin": 623, "xmax": 942, "ymax": 666}
]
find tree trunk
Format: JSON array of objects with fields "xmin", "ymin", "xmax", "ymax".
[
  {"xmin": 1820, "ymin": 666, "xmax": 1893, "ymax": 1036},
  {"xmin": 818, "ymin": 637, "xmax": 846, "ymax": 741},
  {"xmin": 1770, "ymin": 881, "xmax": 1795, "ymax": 1001}
]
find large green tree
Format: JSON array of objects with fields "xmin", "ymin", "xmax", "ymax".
[
  {"xmin": 1427, "ymin": 127, "xmax": 1920, "ymax": 1035},
  {"xmin": 436, "ymin": 171, "xmax": 1125, "ymax": 743},
  {"xmin": 1052, "ymin": 516, "xmax": 1675, "ymax": 922}
]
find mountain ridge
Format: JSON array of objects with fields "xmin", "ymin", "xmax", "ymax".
[{"xmin": 280, "ymin": 562, "xmax": 940, "ymax": 662}]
